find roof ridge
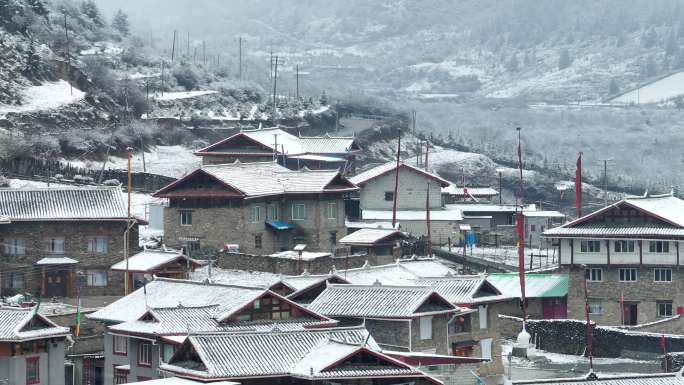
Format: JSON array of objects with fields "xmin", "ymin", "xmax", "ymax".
[
  {"xmin": 150, "ymin": 304, "xmax": 220, "ymax": 311},
  {"xmin": 0, "ymin": 186, "xmax": 119, "ymax": 191},
  {"xmin": 188, "ymin": 324, "xmax": 370, "ymax": 338},
  {"xmin": 153, "ymin": 277, "xmax": 264, "ymax": 291},
  {"xmin": 327, "ymin": 283, "xmax": 431, "ymax": 290}
]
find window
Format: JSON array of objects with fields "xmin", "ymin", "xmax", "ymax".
[
  {"xmin": 86, "ymin": 270, "xmax": 108, "ymax": 287},
  {"xmin": 45, "ymin": 237, "xmax": 65, "ymax": 254},
  {"xmin": 180, "ymin": 211, "xmax": 192, "ymax": 226},
  {"xmin": 87, "ymin": 237, "xmax": 108, "ymax": 254},
  {"xmin": 384, "ymin": 191, "xmax": 394, "ymax": 201},
  {"xmin": 588, "ymin": 301, "xmax": 603, "ymax": 315},
  {"xmin": 268, "ymin": 204, "xmax": 279, "ymax": 220},
  {"xmin": 113, "ymin": 335, "xmax": 127, "ymax": 355},
  {"xmin": 657, "ymin": 301, "xmax": 673, "ymax": 318},
  {"xmin": 138, "ymin": 342, "xmax": 152, "ymax": 366},
  {"xmin": 649, "ymin": 241, "xmax": 670, "ymax": 253},
  {"xmin": 113, "ymin": 367, "xmax": 128, "ymax": 385},
  {"xmin": 619, "ymin": 268, "xmax": 638, "ymax": 282},
  {"xmin": 329, "ymin": 231, "xmax": 337, "ymax": 246},
  {"xmin": 26, "ymin": 356, "xmax": 39, "ymax": 385},
  {"xmin": 292, "ymin": 204, "xmax": 306, "ymax": 220},
  {"xmin": 478, "ymin": 305, "xmax": 488, "ymax": 329},
  {"xmin": 654, "ymin": 268, "xmax": 673, "ymax": 282},
  {"xmin": 614, "ymin": 240, "xmax": 635, "ymax": 253},
  {"xmin": 585, "ymin": 268, "xmax": 603, "ymax": 282},
  {"xmin": 326, "ymin": 202, "xmax": 338, "ymax": 219},
  {"xmin": 254, "ymin": 234, "xmax": 262, "ymax": 249},
  {"xmin": 530, "ymin": 224, "xmax": 536, "ymax": 232},
  {"xmin": 3, "ymin": 272, "xmax": 25, "ymax": 289},
  {"xmin": 249, "ymin": 205, "xmax": 262, "ymax": 222},
  {"xmin": 161, "ymin": 343, "xmax": 175, "ymax": 363},
  {"xmin": 580, "ymin": 240, "xmax": 601, "ymax": 253},
  {"xmin": 4, "ymin": 239, "xmax": 25, "ymax": 255},
  {"xmin": 419, "ymin": 316, "xmax": 433, "ymax": 340}
]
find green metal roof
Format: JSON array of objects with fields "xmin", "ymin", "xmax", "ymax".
[{"xmin": 487, "ymin": 273, "xmax": 568, "ymax": 298}]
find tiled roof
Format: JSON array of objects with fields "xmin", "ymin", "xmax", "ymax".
[
  {"xmin": 543, "ymin": 224, "xmax": 684, "ymax": 238},
  {"xmin": 625, "ymin": 194, "xmax": 684, "ymax": 227},
  {"xmin": 125, "ymin": 378, "xmax": 239, "ymax": 385},
  {"xmin": 338, "ymin": 259, "xmax": 456, "ymax": 286},
  {"xmin": 110, "ymin": 304, "xmax": 332, "ymax": 336},
  {"xmin": 88, "ymin": 278, "xmax": 265, "ymax": 323},
  {"xmin": 523, "ymin": 210, "xmax": 565, "ymax": 218},
  {"xmin": 280, "ymin": 273, "xmax": 348, "ymax": 292},
  {"xmin": 339, "ymin": 228, "xmax": 407, "ymax": 246},
  {"xmin": 511, "ymin": 372, "xmax": 683, "ymax": 384},
  {"xmin": 487, "ymin": 273, "xmax": 568, "ymax": 298},
  {"xmin": 0, "ymin": 307, "xmax": 70, "ymax": 342},
  {"xmin": 161, "ymin": 327, "xmax": 380, "ymax": 379},
  {"xmin": 0, "ymin": 187, "xmax": 130, "ymax": 221},
  {"xmin": 156, "ymin": 161, "xmax": 357, "ymax": 199},
  {"xmin": 111, "ymin": 249, "xmax": 199, "ymax": 272},
  {"xmin": 413, "ymin": 276, "xmax": 502, "ymax": 304},
  {"xmin": 350, "ymin": 161, "xmax": 450, "ymax": 187},
  {"xmin": 307, "ymin": 284, "xmax": 458, "ymax": 318},
  {"xmin": 196, "ymin": 127, "xmax": 357, "ymax": 156},
  {"xmin": 190, "ymin": 267, "xmax": 281, "ymax": 288}
]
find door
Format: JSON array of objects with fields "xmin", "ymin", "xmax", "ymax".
[
  {"xmin": 623, "ymin": 303, "xmax": 638, "ymax": 325},
  {"xmin": 543, "ymin": 298, "xmax": 568, "ymax": 319},
  {"xmin": 45, "ymin": 269, "xmax": 67, "ymax": 297}
]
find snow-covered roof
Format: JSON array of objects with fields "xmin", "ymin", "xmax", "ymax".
[
  {"xmin": 338, "ymin": 259, "xmax": 456, "ymax": 286},
  {"xmin": 111, "ymin": 249, "xmax": 199, "ymax": 272},
  {"xmin": 269, "ymin": 250, "xmax": 331, "ymax": 261},
  {"xmin": 0, "ymin": 187, "xmax": 132, "ymax": 222},
  {"xmin": 442, "ymin": 186, "xmax": 499, "ymax": 197},
  {"xmin": 308, "ymin": 284, "xmax": 459, "ymax": 318},
  {"xmin": 510, "ymin": 372, "xmax": 683, "ymax": 384},
  {"xmin": 195, "ymin": 127, "xmax": 358, "ymax": 157},
  {"xmin": 160, "ymin": 326, "xmax": 432, "ymax": 381},
  {"xmin": 35, "ymin": 257, "xmax": 79, "ymax": 265},
  {"xmin": 279, "ymin": 273, "xmax": 349, "ymax": 292},
  {"xmin": 345, "ymin": 220, "xmax": 396, "ymax": 230},
  {"xmin": 350, "ymin": 161, "xmax": 450, "ymax": 187},
  {"xmin": 543, "ymin": 193, "xmax": 684, "ymax": 238},
  {"xmin": 88, "ymin": 277, "xmax": 265, "ymax": 323},
  {"xmin": 361, "ymin": 206, "xmax": 463, "ymax": 221},
  {"xmin": 449, "ymin": 203, "xmax": 522, "ymax": 213},
  {"xmin": 523, "ymin": 210, "xmax": 565, "ymax": 218},
  {"xmin": 487, "ymin": 273, "xmax": 568, "ymax": 298},
  {"xmin": 413, "ymin": 276, "xmax": 503, "ymax": 304},
  {"xmin": 189, "ymin": 267, "xmax": 281, "ymax": 288},
  {"xmin": 0, "ymin": 307, "xmax": 70, "ymax": 342},
  {"xmin": 339, "ymin": 228, "xmax": 407, "ymax": 246},
  {"xmin": 155, "ymin": 161, "xmax": 357, "ymax": 199},
  {"xmin": 125, "ymin": 378, "xmax": 239, "ymax": 385}
]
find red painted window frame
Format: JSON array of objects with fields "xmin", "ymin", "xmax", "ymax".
[
  {"xmin": 113, "ymin": 365, "xmax": 129, "ymax": 385},
  {"xmin": 112, "ymin": 335, "xmax": 127, "ymax": 356},
  {"xmin": 26, "ymin": 356, "xmax": 40, "ymax": 385},
  {"xmin": 137, "ymin": 342, "xmax": 152, "ymax": 367}
]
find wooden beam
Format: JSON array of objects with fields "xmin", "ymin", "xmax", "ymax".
[
  {"xmin": 677, "ymin": 242, "xmax": 680, "ymax": 267},
  {"xmin": 638, "ymin": 240, "xmax": 643, "ymax": 266},
  {"xmin": 606, "ymin": 240, "xmax": 610, "ymax": 266},
  {"xmin": 570, "ymin": 239, "xmax": 574, "ymax": 265}
]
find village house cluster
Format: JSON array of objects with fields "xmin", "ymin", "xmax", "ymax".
[{"xmin": 1, "ymin": 125, "xmax": 683, "ymax": 385}]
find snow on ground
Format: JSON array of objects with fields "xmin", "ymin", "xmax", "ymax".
[
  {"xmin": 153, "ymin": 90, "xmax": 217, "ymax": 101},
  {"xmin": 0, "ymin": 81, "xmax": 85, "ymax": 117},
  {"xmin": 610, "ymin": 71, "xmax": 684, "ymax": 104},
  {"xmin": 441, "ymin": 245, "xmax": 558, "ymax": 270},
  {"xmin": 63, "ymin": 145, "xmax": 200, "ymax": 179}
]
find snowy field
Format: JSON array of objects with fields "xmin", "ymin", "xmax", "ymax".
[
  {"xmin": 611, "ymin": 71, "xmax": 684, "ymax": 104},
  {"xmin": 0, "ymin": 81, "xmax": 85, "ymax": 117},
  {"xmin": 63, "ymin": 145, "xmax": 200, "ymax": 179},
  {"xmin": 153, "ymin": 90, "xmax": 217, "ymax": 101}
]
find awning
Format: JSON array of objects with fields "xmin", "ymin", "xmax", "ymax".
[
  {"xmin": 459, "ymin": 224, "xmax": 472, "ymax": 231},
  {"xmin": 266, "ymin": 220, "xmax": 295, "ymax": 230},
  {"xmin": 36, "ymin": 257, "xmax": 79, "ymax": 265},
  {"xmin": 178, "ymin": 236, "xmax": 201, "ymax": 242}
]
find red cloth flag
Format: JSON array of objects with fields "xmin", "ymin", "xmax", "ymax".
[
  {"xmin": 517, "ymin": 212, "xmax": 527, "ymax": 323},
  {"xmin": 576, "ymin": 153, "xmax": 582, "ymax": 218},
  {"xmin": 660, "ymin": 334, "xmax": 667, "ymax": 353}
]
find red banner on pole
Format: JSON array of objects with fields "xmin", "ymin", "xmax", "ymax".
[
  {"xmin": 576, "ymin": 153, "xmax": 582, "ymax": 218},
  {"xmin": 517, "ymin": 212, "xmax": 527, "ymax": 324}
]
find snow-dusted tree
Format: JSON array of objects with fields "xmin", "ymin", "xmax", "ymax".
[
  {"xmin": 81, "ymin": 0, "xmax": 104, "ymax": 27},
  {"xmin": 641, "ymin": 27, "xmax": 658, "ymax": 48},
  {"xmin": 112, "ymin": 9, "xmax": 129, "ymax": 36},
  {"xmin": 558, "ymin": 48, "xmax": 572, "ymax": 70}
]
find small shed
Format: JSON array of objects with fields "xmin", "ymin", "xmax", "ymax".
[
  {"xmin": 111, "ymin": 248, "xmax": 201, "ymax": 292},
  {"xmin": 339, "ymin": 228, "xmax": 408, "ymax": 257},
  {"xmin": 487, "ymin": 273, "xmax": 568, "ymax": 319}
]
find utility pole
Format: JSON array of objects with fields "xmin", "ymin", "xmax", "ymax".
[
  {"xmin": 238, "ymin": 36, "xmax": 243, "ymax": 80},
  {"xmin": 124, "ymin": 147, "xmax": 133, "ymax": 295},
  {"xmin": 272, "ymin": 56, "xmax": 279, "ymax": 121},
  {"xmin": 412, "ymin": 110, "xmax": 416, "ymax": 135},
  {"xmin": 171, "ymin": 30, "xmax": 177, "ymax": 62},
  {"xmin": 269, "ymin": 50, "xmax": 273, "ymax": 80},
  {"xmin": 203, "ymin": 40, "xmax": 206, "ymax": 67},
  {"xmin": 187, "ymin": 31, "xmax": 190, "ymax": 57},
  {"xmin": 160, "ymin": 60, "xmax": 165, "ymax": 96},
  {"xmin": 63, "ymin": 13, "xmax": 73, "ymax": 96},
  {"xmin": 600, "ymin": 159, "xmax": 613, "ymax": 207},
  {"xmin": 295, "ymin": 64, "xmax": 299, "ymax": 99}
]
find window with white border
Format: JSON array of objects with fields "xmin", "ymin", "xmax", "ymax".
[{"xmin": 419, "ymin": 316, "xmax": 433, "ymax": 340}]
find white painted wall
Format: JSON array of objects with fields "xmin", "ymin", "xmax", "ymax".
[{"xmin": 360, "ymin": 168, "xmax": 443, "ymax": 210}]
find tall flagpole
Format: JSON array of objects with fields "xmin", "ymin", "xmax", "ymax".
[
  {"xmin": 583, "ymin": 264, "xmax": 594, "ymax": 370},
  {"xmin": 124, "ymin": 147, "xmax": 132, "ymax": 295},
  {"xmin": 391, "ymin": 132, "xmax": 401, "ymax": 228},
  {"xmin": 513, "ymin": 127, "xmax": 530, "ymax": 358}
]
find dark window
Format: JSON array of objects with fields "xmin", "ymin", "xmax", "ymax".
[
  {"xmin": 585, "ymin": 268, "xmax": 602, "ymax": 282},
  {"xmin": 654, "ymin": 268, "xmax": 672, "ymax": 282},
  {"xmin": 113, "ymin": 367, "xmax": 128, "ymax": 384},
  {"xmin": 180, "ymin": 211, "xmax": 192, "ymax": 226},
  {"xmin": 657, "ymin": 301, "xmax": 673, "ymax": 317},
  {"xmin": 4, "ymin": 239, "xmax": 25, "ymax": 255},
  {"xmin": 619, "ymin": 268, "xmax": 638, "ymax": 282},
  {"xmin": 615, "ymin": 240, "xmax": 635, "ymax": 253},
  {"xmin": 45, "ymin": 237, "xmax": 65, "ymax": 254},
  {"xmin": 580, "ymin": 240, "xmax": 601, "ymax": 253},
  {"xmin": 86, "ymin": 270, "xmax": 108, "ymax": 287},
  {"xmin": 530, "ymin": 224, "xmax": 536, "ymax": 232},
  {"xmin": 330, "ymin": 231, "xmax": 337, "ymax": 246},
  {"xmin": 26, "ymin": 356, "xmax": 39, "ymax": 385},
  {"xmin": 384, "ymin": 191, "xmax": 394, "ymax": 201},
  {"xmin": 255, "ymin": 234, "xmax": 262, "ymax": 249},
  {"xmin": 649, "ymin": 241, "xmax": 670, "ymax": 253}
]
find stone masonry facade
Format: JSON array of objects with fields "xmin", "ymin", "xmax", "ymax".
[{"xmin": 0, "ymin": 221, "xmax": 137, "ymax": 297}]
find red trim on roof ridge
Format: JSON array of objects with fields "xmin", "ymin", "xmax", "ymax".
[{"xmin": 195, "ymin": 132, "xmax": 275, "ymax": 154}]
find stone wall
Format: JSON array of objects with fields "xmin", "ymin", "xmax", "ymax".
[
  {"xmin": 0, "ymin": 221, "xmax": 138, "ymax": 297},
  {"xmin": 365, "ymin": 319, "xmax": 410, "ymax": 351},
  {"xmin": 498, "ymin": 315, "xmax": 684, "ymax": 359},
  {"xmin": 216, "ymin": 251, "xmax": 368, "ymax": 275},
  {"xmin": 411, "ymin": 313, "xmax": 451, "ymax": 355}
]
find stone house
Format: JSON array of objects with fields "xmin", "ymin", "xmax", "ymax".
[
  {"xmin": 0, "ymin": 307, "xmax": 71, "ymax": 385},
  {"xmin": 307, "ymin": 284, "xmax": 473, "ymax": 355},
  {"xmin": 153, "ymin": 161, "xmax": 358, "ymax": 255},
  {"xmin": 193, "ymin": 126, "xmax": 361, "ymax": 173},
  {"xmin": 349, "ymin": 161, "xmax": 461, "ymax": 242},
  {"xmin": 0, "ymin": 187, "xmax": 141, "ymax": 298},
  {"xmin": 110, "ymin": 248, "xmax": 201, "ymax": 293},
  {"xmin": 522, "ymin": 211, "xmax": 566, "ymax": 248},
  {"xmin": 88, "ymin": 277, "xmax": 336, "ymax": 385},
  {"xmin": 160, "ymin": 326, "xmax": 445, "ymax": 385},
  {"xmin": 543, "ymin": 193, "xmax": 684, "ymax": 327}
]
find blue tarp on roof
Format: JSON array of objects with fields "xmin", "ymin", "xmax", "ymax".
[{"xmin": 266, "ymin": 220, "xmax": 295, "ymax": 230}]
